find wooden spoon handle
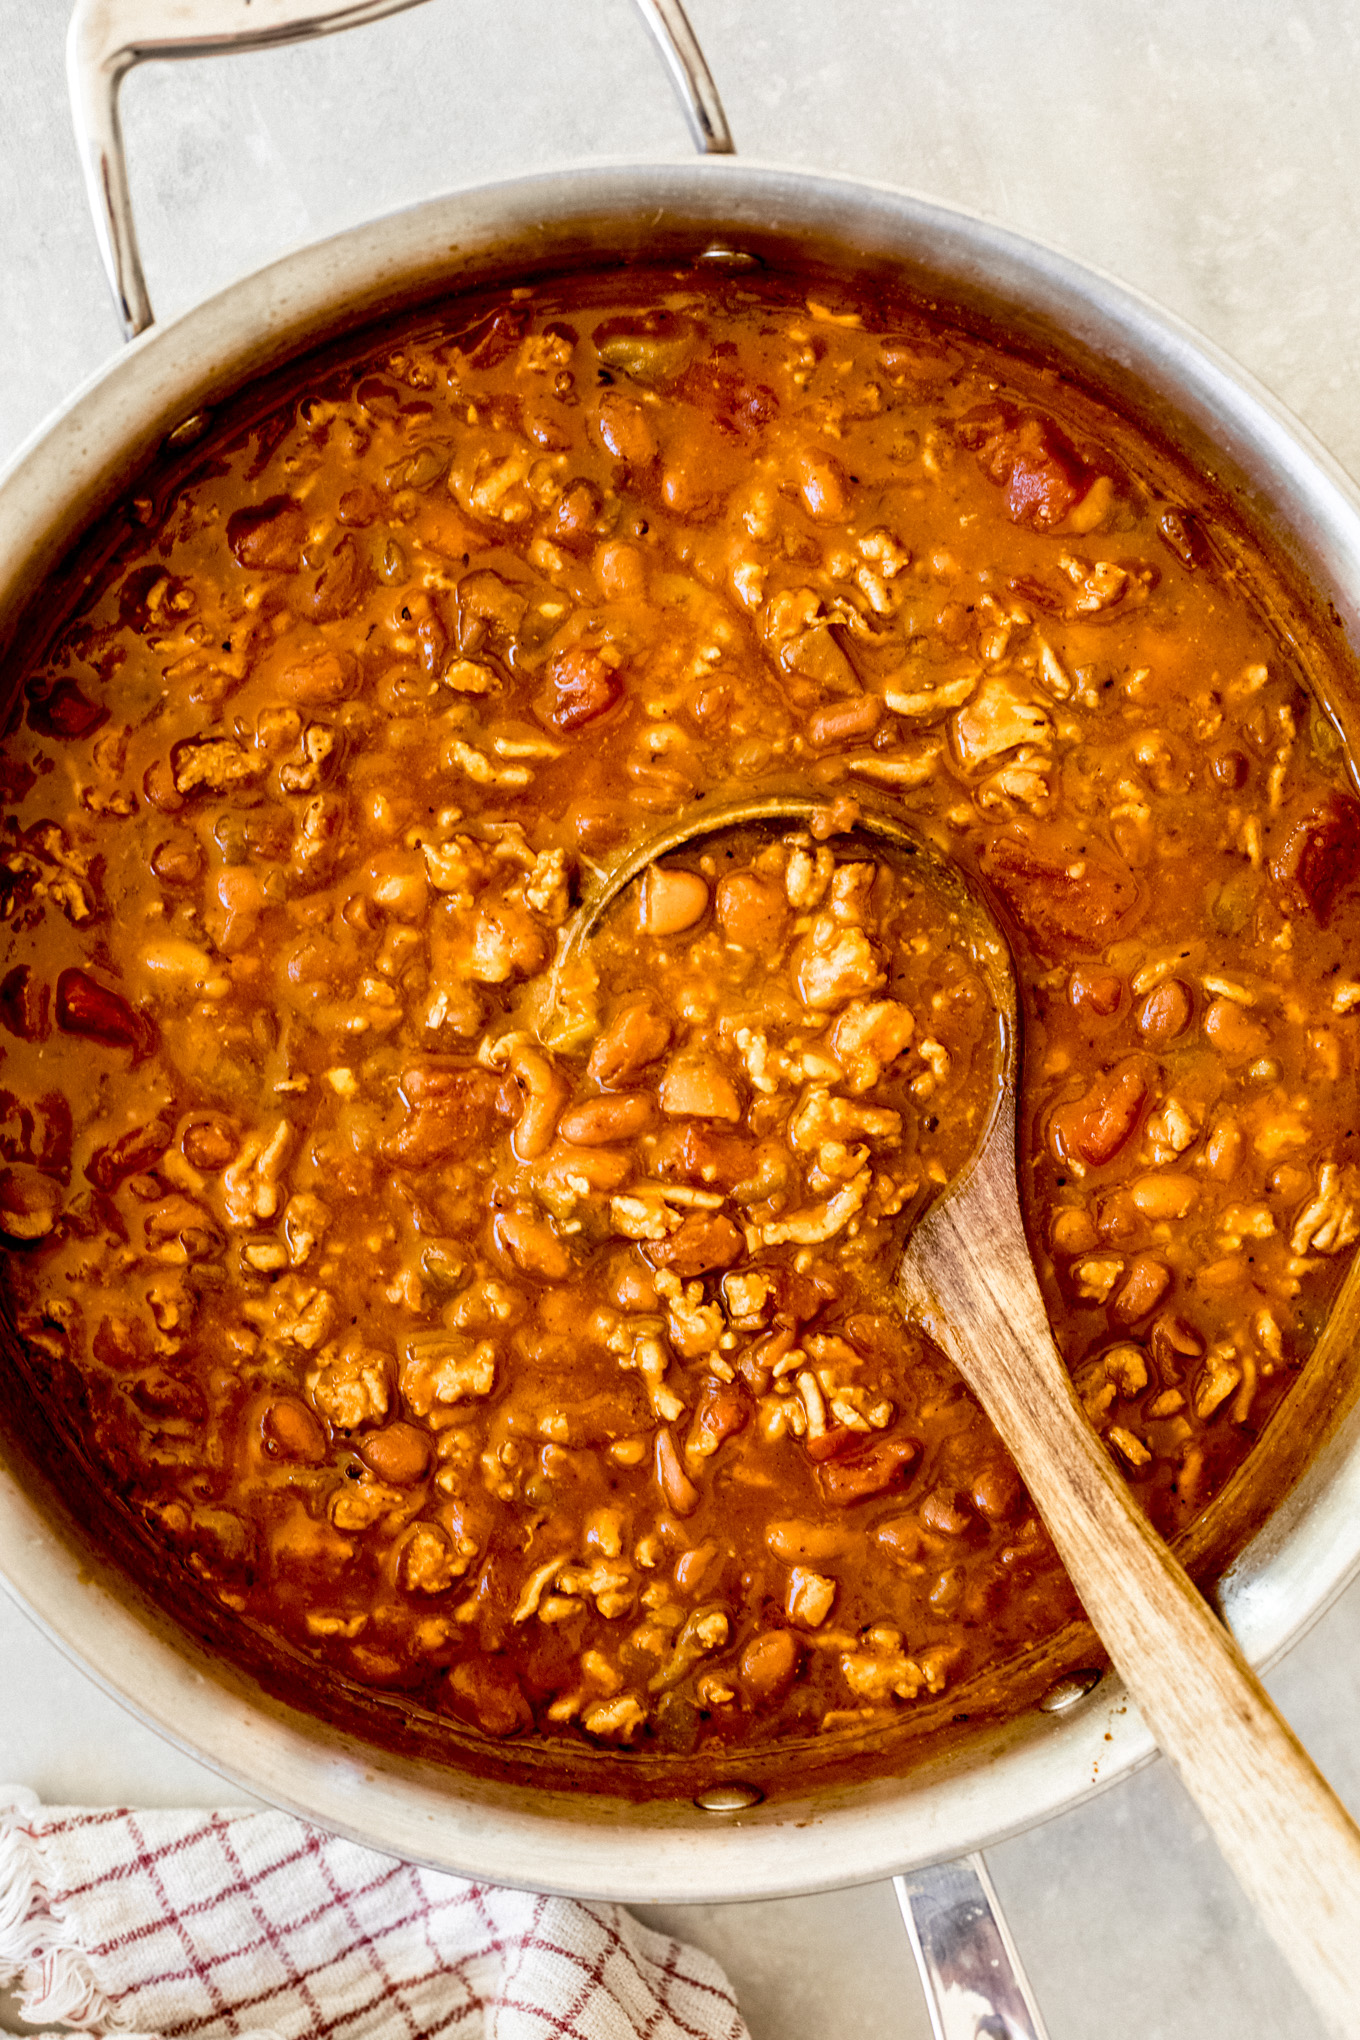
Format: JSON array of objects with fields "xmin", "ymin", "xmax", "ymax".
[{"xmin": 900, "ymin": 1193, "xmax": 1360, "ymax": 2037}]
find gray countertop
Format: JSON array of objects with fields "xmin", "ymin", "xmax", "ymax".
[{"xmin": 3, "ymin": 4, "xmax": 1360, "ymax": 2034}]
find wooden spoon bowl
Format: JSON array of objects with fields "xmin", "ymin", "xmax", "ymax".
[{"xmin": 554, "ymin": 791, "xmax": 1360, "ymax": 2038}]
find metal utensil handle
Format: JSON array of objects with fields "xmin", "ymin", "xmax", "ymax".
[
  {"xmin": 895, "ymin": 1856, "xmax": 1051, "ymax": 2040},
  {"xmin": 65, "ymin": 0, "xmax": 735, "ymax": 344}
]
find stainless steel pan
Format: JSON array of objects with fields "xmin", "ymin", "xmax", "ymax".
[{"xmin": 3, "ymin": 0, "xmax": 1360, "ymax": 1919}]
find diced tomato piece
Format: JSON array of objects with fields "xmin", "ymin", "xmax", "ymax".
[
  {"xmin": 382, "ymin": 1065, "xmax": 504, "ymax": 1167},
  {"xmin": 674, "ymin": 358, "xmax": 777, "ymax": 440},
  {"xmin": 981, "ymin": 829, "xmax": 1141, "ymax": 958},
  {"xmin": 646, "ymin": 1212, "xmax": 744, "ymax": 1277},
  {"xmin": 55, "ymin": 969, "xmax": 149, "ymax": 1055},
  {"xmin": 86, "ymin": 1114, "xmax": 174, "ymax": 1193},
  {"xmin": 549, "ymin": 646, "xmax": 622, "ymax": 731},
  {"xmin": 26, "ymin": 680, "xmax": 107, "ymax": 740},
  {"xmin": 818, "ymin": 1433, "xmax": 921, "ymax": 1506},
  {"xmin": 651, "ymin": 1122, "xmax": 767, "ymax": 1194},
  {"xmin": 687, "ymin": 1378, "xmax": 752, "ymax": 1457},
  {"xmin": 1049, "ymin": 1061, "xmax": 1149, "ymax": 1169},
  {"xmin": 1068, "ymin": 968, "xmax": 1124, "ymax": 1018},
  {"xmin": 958, "ymin": 404, "xmax": 1095, "ymax": 529},
  {"xmin": 1271, "ymin": 797, "xmax": 1360, "ymax": 924}
]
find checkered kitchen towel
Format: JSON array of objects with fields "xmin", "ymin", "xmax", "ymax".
[{"xmin": 0, "ymin": 1790, "xmax": 748, "ymax": 2040}]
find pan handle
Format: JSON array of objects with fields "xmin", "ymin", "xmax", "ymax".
[
  {"xmin": 65, "ymin": 0, "xmax": 735, "ymax": 344},
  {"xmin": 895, "ymin": 1856, "xmax": 1052, "ymax": 2040}
]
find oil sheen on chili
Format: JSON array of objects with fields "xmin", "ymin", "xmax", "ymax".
[{"xmin": 3, "ymin": 267, "xmax": 1359, "ymax": 1769}]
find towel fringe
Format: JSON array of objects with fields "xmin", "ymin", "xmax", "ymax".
[{"xmin": 0, "ymin": 1790, "xmax": 122, "ymax": 2031}]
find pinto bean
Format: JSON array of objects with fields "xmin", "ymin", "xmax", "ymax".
[
  {"xmin": 806, "ymin": 695, "xmax": 883, "ymax": 750},
  {"xmin": 739, "ymin": 1629, "xmax": 800, "ymax": 1707},
  {"xmin": 652, "ymin": 1121, "xmax": 768, "ymax": 1194},
  {"xmin": 309, "ymin": 534, "xmax": 367, "ymax": 621},
  {"xmin": 359, "ymin": 1422, "xmax": 432, "ymax": 1485},
  {"xmin": 655, "ymin": 1426, "xmax": 700, "ymax": 1516},
  {"xmin": 795, "ymin": 448, "xmax": 848, "ymax": 520},
  {"xmin": 970, "ymin": 1463, "xmax": 1023, "ymax": 1523},
  {"xmin": 144, "ymin": 1195, "xmax": 220, "ymax": 1258},
  {"xmin": 457, "ymin": 569, "xmax": 527, "ymax": 646},
  {"xmin": 501, "ymin": 1041, "xmax": 568, "ymax": 1161},
  {"xmin": 337, "ymin": 484, "xmax": 381, "ymax": 526},
  {"xmin": 920, "ymin": 1486, "xmax": 974, "ymax": 1536},
  {"xmin": 536, "ymin": 1142, "xmax": 631, "ymax": 1198},
  {"xmin": 1204, "ymin": 1119, "xmax": 1243, "ymax": 1181},
  {"xmin": 673, "ymin": 1542, "xmax": 717, "ymax": 1594},
  {"xmin": 522, "ymin": 402, "xmax": 570, "ymax": 451},
  {"xmin": 661, "ymin": 459, "xmax": 720, "ymax": 519},
  {"xmin": 227, "ymin": 495, "xmax": 307, "ymax": 571},
  {"xmin": 129, "ymin": 1368, "xmax": 205, "ymax": 1421},
  {"xmin": 594, "ymin": 541, "xmax": 646, "ymax": 599},
  {"xmin": 28, "ymin": 681, "xmax": 106, "ymax": 740},
  {"xmin": 263, "ymin": 1397, "xmax": 327, "ymax": 1464},
  {"xmin": 495, "ymin": 1209, "xmax": 573, "ymax": 1281},
  {"xmin": 558, "ymin": 1093, "xmax": 657, "ymax": 1145},
  {"xmin": 765, "ymin": 1519, "xmax": 854, "ymax": 1563},
  {"xmin": 1150, "ymin": 1313, "xmax": 1205, "ymax": 1379},
  {"xmin": 960, "ymin": 404, "xmax": 1093, "ymax": 528},
  {"xmin": 1129, "ymin": 1174, "xmax": 1198, "ymax": 1221},
  {"xmin": 873, "ymin": 1515, "xmax": 924, "ymax": 1566},
  {"xmin": 608, "ymin": 1255, "xmax": 660, "ymax": 1313},
  {"xmin": 595, "ymin": 391, "xmax": 658, "ymax": 466},
  {"xmin": 1111, "ymin": 1254, "xmax": 1172, "ymax": 1325},
  {"xmin": 804, "ymin": 1425, "xmax": 859, "ymax": 1464},
  {"xmin": 142, "ymin": 758, "xmax": 183, "ymax": 814},
  {"xmin": 638, "ymin": 866, "xmax": 709, "ymax": 934},
  {"xmin": 1095, "ymin": 1191, "xmax": 1139, "ymax": 1245},
  {"xmin": 674, "ymin": 359, "xmax": 776, "ymax": 440},
  {"xmin": 1137, "ymin": 978, "xmax": 1192, "ymax": 1043},
  {"xmin": 151, "ymin": 836, "xmax": 203, "ymax": 887},
  {"xmin": 1050, "ymin": 1205, "xmax": 1097, "ymax": 1255},
  {"xmin": 549, "ymin": 480, "xmax": 604, "ymax": 550},
  {"xmin": 213, "ymin": 866, "xmax": 264, "ymax": 952}
]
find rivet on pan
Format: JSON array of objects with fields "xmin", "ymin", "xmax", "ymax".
[
  {"xmin": 1038, "ymin": 1668, "xmax": 1104, "ymax": 1714},
  {"xmin": 696, "ymin": 247, "xmax": 762, "ymax": 269},
  {"xmin": 166, "ymin": 409, "xmax": 212, "ymax": 448},
  {"xmin": 694, "ymin": 1782, "xmax": 763, "ymax": 1812}
]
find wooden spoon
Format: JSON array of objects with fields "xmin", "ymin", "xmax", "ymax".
[{"xmin": 560, "ymin": 792, "xmax": 1360, "ymax": 2037}]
